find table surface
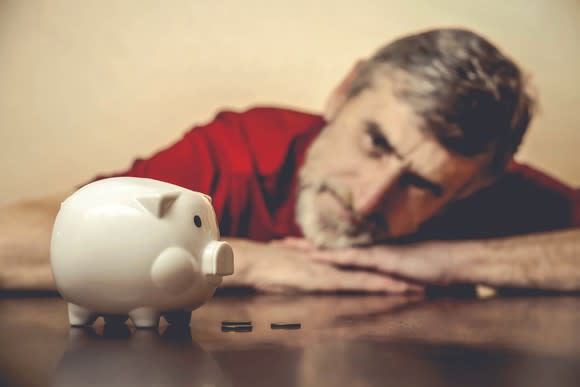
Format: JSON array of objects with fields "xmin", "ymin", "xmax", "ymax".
[{"xmin": 1, "ymin": 293, "xmax": 579, "ymax": 387}]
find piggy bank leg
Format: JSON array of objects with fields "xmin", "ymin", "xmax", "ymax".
[
  {"xmin": 67, "ymin": 303, "xmax": 97, "ymax": 327},
  {"xmin": 163, "ymin": 310, "xmax": 192, "ymax": 327},
  {"xmin": 129, "ymin": 307, "xmax": 160, "ymax": 329}
]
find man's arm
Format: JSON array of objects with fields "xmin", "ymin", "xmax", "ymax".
[
  {"xmin": 309, "ymin": 228, "xmax": 580, "ymax": 291},
  {"xmin": 0, "ymin": 196, "xmax": 419, "ymax": 294}
]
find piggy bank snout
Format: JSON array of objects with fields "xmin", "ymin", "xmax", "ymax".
[{"xmin": 202, "ymin": 241, "xmax": 234, "ymax": 276}]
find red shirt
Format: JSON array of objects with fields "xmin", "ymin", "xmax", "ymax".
[{"xmin": 96, "ymin": 107, "xmax": 580, "ymax": 241}]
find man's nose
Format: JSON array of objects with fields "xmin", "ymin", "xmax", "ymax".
[{"xmin": 353, "ymin": 161, "xmax": 406, "ymax": 217}]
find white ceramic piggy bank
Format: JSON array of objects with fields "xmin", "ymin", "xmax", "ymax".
[{"xmin": 51, "ymin": 177, "xmax": 234, "ymax": 328}]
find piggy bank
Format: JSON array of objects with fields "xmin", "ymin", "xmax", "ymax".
[{"xmin": 50, "ymin": 177, "xmax": 234, "ymax": 328}]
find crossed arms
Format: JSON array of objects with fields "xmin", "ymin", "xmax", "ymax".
[{"xmin": 1, "ymin": 194, "xmax": 579, "ymax": 293}]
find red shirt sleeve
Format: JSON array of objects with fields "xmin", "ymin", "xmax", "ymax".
[
  {"xmin": 92, "ymin": 111, "xmax": 230, "ymax": 218},
  {"xmin": 91, "ymin": 107, "xmax": 324, "ymax": 239},
  {"xmin": 505, "ymin": 162, "xmax": 580, "ymax": 228},
  {"xmin": 420, "ymin": 161, "xmax": 580, "ymax": 239}
]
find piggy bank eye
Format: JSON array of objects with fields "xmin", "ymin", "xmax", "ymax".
[{"xmin": 193, "ymin": 215, "xmax": 202, "ymax": 228}]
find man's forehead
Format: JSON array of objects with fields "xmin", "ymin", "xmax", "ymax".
[
  {"xmin": 351, "ymin": 78, "xmax": 485, "ymax": 183},
  {"xmin": 352, "ymin": 77, "xmax": 427, "ymax": 151},
  {"xmin": 409, "ymin": 141, "xmax": 483, "ymax": 183}
]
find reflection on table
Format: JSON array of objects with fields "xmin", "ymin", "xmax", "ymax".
[
  {"xmin": 53, "ymin": 325, "xmax": 229, "ymax": 387},
  {"xmin": 1, "ymin": 294, "xmax": 580, "ymax": 387}
]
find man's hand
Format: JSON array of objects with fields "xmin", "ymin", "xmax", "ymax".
[{"xmin": 221, "ymin": 238, "xmax": 423, "ymax": 294}]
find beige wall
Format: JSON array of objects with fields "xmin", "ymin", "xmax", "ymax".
[{"xmin": 0, "ymin": 0, "xmax": 578, "ymax": 205}]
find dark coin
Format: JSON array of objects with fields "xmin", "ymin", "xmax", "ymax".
[
  {"xmin": 270, "ymin": 323, "xmax": 301, "ymax": 330},
  {"xmin": 221, "ymin": 320, "xmax": 252, "ymax": 326},
  {"xmin": 221, "ymin": 324, "xmax": 253, "ymax": 332}
]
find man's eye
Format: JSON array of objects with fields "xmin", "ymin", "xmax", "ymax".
[
  {"xmin": 369, "ymin": 130, "xmax": 390, "ymax": 150},
  {"xmin": 400, "ymin": 173, "xmax": 443, "ymax": 197},
  {"xmin": 364, "ymin": 123, "xmax": 394, "ymax": 156}
]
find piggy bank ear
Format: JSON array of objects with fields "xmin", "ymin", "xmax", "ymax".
[
  {"xmin": 202, "ymin": 193, "xmax": 212, "ymax": 203},
  {"xmin": 137, "ymin": 192, "xmax": 180, "ymax": 218}
]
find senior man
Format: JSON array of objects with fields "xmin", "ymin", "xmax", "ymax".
[{"xmin": 1, "ymin": 28, "xmax": 579, "ymax": 293}]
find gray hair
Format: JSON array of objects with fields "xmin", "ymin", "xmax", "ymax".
[{"xmin": 348, "ymin": 28, "xmax": 535, "ymax": 174}]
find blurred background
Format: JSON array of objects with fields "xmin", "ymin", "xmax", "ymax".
[{"xmin": 0, "ymin": 0, "xmax": 578, "ymax": 205}]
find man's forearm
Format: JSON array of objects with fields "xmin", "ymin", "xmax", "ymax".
[
  {"xmin": 0, "ymin": 194, "xmax": 67, "ymax": 290},
  {"xmin": 310, "ymin": 228, "xmax": 580, "ymax": 292},
  {"xmin": 0, "ymin": 206, "xmax": 258, "ymax": 290},
  {"xmin": 452, "ymin": 228, "xmax": 580, "ymax": 291}
]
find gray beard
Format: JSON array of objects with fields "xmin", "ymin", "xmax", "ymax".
[{"xmin": 295, "ymin": 180, "xmax": 388, "ymax": 248}]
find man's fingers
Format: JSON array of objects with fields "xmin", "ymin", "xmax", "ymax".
[
  {"xmin": 310, "ymin": 249, "xmax": 376, "ymax": 269},
  {"xmin": 249, "ymin": 242, "xmax": 424, "ymax": 294},
  {"xmin": 310, "ymin": 248, "xmax": 456, "ymax": 288},
  {"xmin": 308, "ymin": 249, "xmax": 427, "ymax": 290},
  {"xmin": 322, "ymin": 265, "xmax": 423, "ymax": 294}
]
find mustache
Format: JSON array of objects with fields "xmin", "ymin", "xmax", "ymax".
[
  {"xmin": 320, "ymin": 182, "xmax": 352, "ymax": 207},
  {"xmin": 300, "ymin": 180, "xmax": 354, "ymax": 212},
  {"xmin": 301, "ymin": 180, "xmax": 382, "ymax": 229},
  {"xmin": 297, "ymin": 179, "xmax": 392, "ymax": 246}
]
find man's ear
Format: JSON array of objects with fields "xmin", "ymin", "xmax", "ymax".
[{"xmin": 323, "ymin": 60, "xmax": 366, "ymax": 122}]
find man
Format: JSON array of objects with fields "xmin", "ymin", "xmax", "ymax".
[{"xmin": 1, "ymin": 28, "xmax": 579, "ymax": 293}]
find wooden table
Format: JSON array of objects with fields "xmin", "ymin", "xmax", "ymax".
[{"xmin": 1, "ymin": 292, "xmax": 579, "ymax": 387}]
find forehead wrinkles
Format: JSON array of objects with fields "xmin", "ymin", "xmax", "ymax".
[
  {"xmin": 404, "ymin": 139, "xmax": 447, "ymax": 167},
  {"xmin": 398, "ymin": 135, "xmax": 429, "ymax": 159},
  {"xmin": 363, "ymin": 79, "xmax": 431, "ymax": 156},
  {"xmin": 367, "ymin": 73, "xmax": 484, "ymax": 185},
  {"xmin": 407, "ymin": 139, "xmax": 483, "ymax": 193}
]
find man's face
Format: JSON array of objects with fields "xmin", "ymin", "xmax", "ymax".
[{"xmin": 296, "ymin": 76, "xmax": 489, "ymax": 248}]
